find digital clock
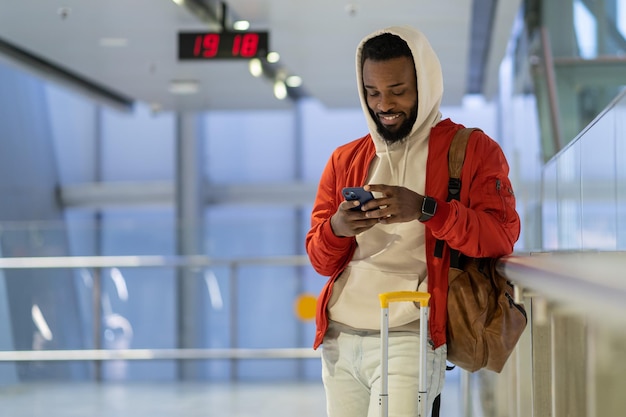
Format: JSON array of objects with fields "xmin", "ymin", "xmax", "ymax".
[{"xmin": 178, "ymin": 31, "xmax": 269, "ymax": 60}]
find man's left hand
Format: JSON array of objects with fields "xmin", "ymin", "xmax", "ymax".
[{"xmin": 361, "ymin": 184, "xmax": 424, "ymax": 224}]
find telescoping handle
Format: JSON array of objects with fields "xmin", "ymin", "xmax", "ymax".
[
  {"xmin": 379, "ymin": 291, "xmax": 431, "ymax": 308},
  {"xmin": 379, "ymin": 291, "xmax": 431, "ymax": 417}
]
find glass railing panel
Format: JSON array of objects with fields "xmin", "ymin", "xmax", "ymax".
[
  {"xmin": 615, "ymin": 111, "xmax": 626, "ymax": 250},
  {"xmin": 544, "ymin": 89, "xmax": 626, "ymax": 251},
  {"xmin": 0, "ymin": 211, "xmax": 322, "ymax": 382},
  {"xmin": 616, "ymin": 96, "xmax": 626, "ymax": 249},
  {"xmin": 556, "ymin": 140, "xmax": 582, "ymax": 249},
  {"xmin": 0, "ymin": 258, "xmax": 321, "ymax": 381},
  {"xmin": 542, "ymin": 159, "xmax": 559, "ymax": 250},
  {"xmin": 580, "ymin": 107, "xmax": 618, "ymax": 249}
]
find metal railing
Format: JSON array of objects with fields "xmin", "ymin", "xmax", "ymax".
[
  {"xmin": 496, "ymin": 251, "xmax": 626, "ymax": 417},
  {"xmin": 0, "ymin": 254, "xmax": 318, "ymax": 363},
  {"xmin": 499, "ymin": 250, "xmax": 626, "ymax": 325}
]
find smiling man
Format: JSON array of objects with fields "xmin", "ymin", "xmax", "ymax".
[
  {"xmin": 306, "ymin": 26, "xmax": 520, "ymax": 417},
  {"xmin": 363, "ymin": 49, "xmax": 418, "ymax": 144}
]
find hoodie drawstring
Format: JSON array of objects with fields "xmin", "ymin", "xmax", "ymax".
[{"xmin": 384, "ymin": 141, "xmax": 410, "ymax": 186}]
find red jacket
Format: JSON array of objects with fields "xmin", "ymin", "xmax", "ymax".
[{"xmin": 306, "ymin": 119, "xmax": 520, "ymax": 349}]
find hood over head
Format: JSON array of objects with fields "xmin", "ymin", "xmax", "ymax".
[{"xmin": 356, "ymin": 26, "xmax": 443, "ymax": 150}]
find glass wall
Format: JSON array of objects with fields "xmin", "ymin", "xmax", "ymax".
[
  {"xmin": 524, "ymin": 0, "xmax": 626, "ymax": 160},
  {"xmin": 501, "ymin": 1, "xmax": 626, "ymax": 251},
  {"xmin": 497, "ymin": 8, "xmax": 544, "ymax": 251}
]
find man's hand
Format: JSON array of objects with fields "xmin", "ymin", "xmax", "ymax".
[
  {"xmin": 330, "ymin": 196, "xmax": 381, "ymax": 237},
  {"xmin": 360, "ymin": 184, "xmax": 424, "ymax": 225},
  {"xmin": 331, "ymin": 184, "xmax": 425, "ymax": 236}
]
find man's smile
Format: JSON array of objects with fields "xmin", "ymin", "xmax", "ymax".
[{"xmin": 378, "ymin": 113, "xmax": 402, "ymax": 126}]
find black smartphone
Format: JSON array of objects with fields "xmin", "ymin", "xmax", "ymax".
[{"xmin": 342, "ymin": 187, "xmax": 375, "ymax": 211}]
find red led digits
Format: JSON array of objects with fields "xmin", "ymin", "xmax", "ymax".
[
  {"xmin": 193, "ymin": 35, "xmax": 203, "ymax": 56},
  {"xmin": 234, "ymin": 33, "xmax": 259, "ymax": 57},
  {"xmin": 192, "ymin": 34, "xmax": 221, "ymax": 57},
  {"xmin": 232, "ymin": 34, "xmax": 241, "ymax": 56},
  {"xmin": 201, "ymin": 34, "xmax": 220, "ymax": 58},
  {"xmin": 180, "ymin": 32, "xmax": 267, "ymax": 60}
]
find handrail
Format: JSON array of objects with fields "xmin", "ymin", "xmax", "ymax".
[
  {"xmin": 2, "ymin": 251, "xmax": 624, "ymax": 347},
  {"xmin": 3, "ymin": 251, "xmax": 624, "ymax": 323},
  {"xmin": 0, "ymin": 254, "xmax": 311, "ymax": 269},
  {"xmin": 498, "ymin": 250, "xmax": 626, "ymax": 325},
  {"xmin": 0, "ymin": 254, "xmax": 314, "ymax": 364},
  {"xmin": 0, "ymin": 348, "xmax": 320, "ymax": 362}
]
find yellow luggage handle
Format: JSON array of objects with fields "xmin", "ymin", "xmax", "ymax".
[
  {"xmin": 379, "ymin": 290, "xmax": 431, "ymax": 417},
  {"xmin": 379, "ymin": 291, "xmax": 430, "ymax": 308}
]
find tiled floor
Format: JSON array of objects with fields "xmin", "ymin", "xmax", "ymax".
[{"xmin": 0, "ymin": 372, "xmax": 463, "ymax": 416}]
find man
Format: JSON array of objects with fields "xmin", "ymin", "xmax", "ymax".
[{"xmin": 305, "ymin": 26, "xmax": 520, "ymax": 417}]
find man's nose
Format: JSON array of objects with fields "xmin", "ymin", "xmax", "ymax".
[{"xmin": 376, "ymin": 95, "xmax": 394, "ymax": 112}]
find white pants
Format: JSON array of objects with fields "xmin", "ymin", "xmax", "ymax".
[{"xmin": 321, "ymin": 324, "xmax": 446, "ymax": 417}]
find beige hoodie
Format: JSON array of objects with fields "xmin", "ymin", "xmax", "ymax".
[{"xmin": 328, "ymin": 26, "xmax": 444, "ymax": 330}]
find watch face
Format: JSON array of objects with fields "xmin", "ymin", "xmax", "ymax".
[
  {"xmin": 420, "ymin": 197, "xmax": 437, "ymax": 221},
  {"xmin": 423, "ymin": 197, "xmax": 437, "ymax": 215}
]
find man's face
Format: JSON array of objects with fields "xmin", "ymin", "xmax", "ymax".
[{"xmin": 362, "ymin": 56, "xmax": 418, "ymax": 144}]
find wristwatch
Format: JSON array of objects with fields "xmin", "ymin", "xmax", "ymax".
[{"xmin": 419, "ymin": 196, "xmax": 437, "ymax": 222}]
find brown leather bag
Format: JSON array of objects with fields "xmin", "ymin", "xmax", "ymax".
[{"xmin": 440, "ymin": 128, "xmax": 527, "ymax": 373}]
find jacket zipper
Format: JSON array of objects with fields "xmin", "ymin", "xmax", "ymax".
[{"xmin": 496, "ymin": 179, "xmax": 506, "ymax": 222}]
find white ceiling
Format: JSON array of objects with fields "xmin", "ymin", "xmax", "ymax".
[{"xmin": 0, "ymin": 0, "xmax": 520, "ymax": 113}]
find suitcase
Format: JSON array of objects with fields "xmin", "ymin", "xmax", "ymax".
[{"xmin": 379, "ymin": 291, "xmax": 431, "ymax": 417}]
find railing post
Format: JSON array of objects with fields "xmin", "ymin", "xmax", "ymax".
[
  {"xmin": 461, "ymin": 370, "xmax": 471, "ymax": 417},
  {"xmin": 229, "ymin": 262, "xmax": 238, "ymax": 381},
  {"xmin": 590, "ymin": 325, "xmax": 626, "ymax": 416},
  {"xmin": 531, "ymin": 297, "xmax": 553, "ymax": 417},
  {"xmin": 92, "ymin": 267, "xmax": 102, "ymax": 381},
  {"xmin": 552, "ymin": 314, "xmax": 587, "ymax": 417}
]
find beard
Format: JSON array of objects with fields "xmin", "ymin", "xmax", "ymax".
[{"xmin": 369, "ymin": 104, "xmax": 418, "ymax": 145}]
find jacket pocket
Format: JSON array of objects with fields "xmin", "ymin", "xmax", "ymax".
[{"xmin": 494, "ymin": 176, "xmax": 516, "ymax": 223}]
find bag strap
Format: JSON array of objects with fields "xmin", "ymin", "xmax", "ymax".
[
  {"xmin": 432, "ymin": 128, "xmax": 481, "ymax": 417},
  {"xmin": 433, "ymin": 128, "xmax": 481, "ymax": 264}
]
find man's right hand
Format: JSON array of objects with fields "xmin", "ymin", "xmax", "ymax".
[{"xmin": 330, "ymin": 199, "xmax": 382, "ymax": 237}]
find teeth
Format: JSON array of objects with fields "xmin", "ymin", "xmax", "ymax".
[{"xmin": 381, "ymin": 114, "xmax": 400, "ymax": 120}]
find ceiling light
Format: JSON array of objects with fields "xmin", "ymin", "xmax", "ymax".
[
  {"xmin": 286, "ymin": 75, "xmax": 302, "ymax": 88},
  {"xmin": 233, "ymin": 20, "xmax": 250, "ymax": 30},
  {"xmin": 169, "ymin": 80, "xmax": 200, "ymax": 94},
  {"xmin": 249, "ymin": 59, "xmax": 263, "ymax": 77},
  {"xmin": 171, "ymin": 0, "xmax": 185, "ymax": 5},
  {"xmin": 99, "ymin": 37, "xmax": 128, "ymax": 47},
  {"xmin": 273, "ymin": 80, "xmax": 287, "ymax": 100},
  {"xmin": 267, "ymin": 52, "xmax": 280, "ymax": 63}
]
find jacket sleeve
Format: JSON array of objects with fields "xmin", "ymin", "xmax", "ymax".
[
  {"xmin": 428, "ymin": 132, "xmax": 520, "ymax": 258},
  {"xmin": 305, "ymin": 153, "xmax": 356, "ymax": 277}
]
